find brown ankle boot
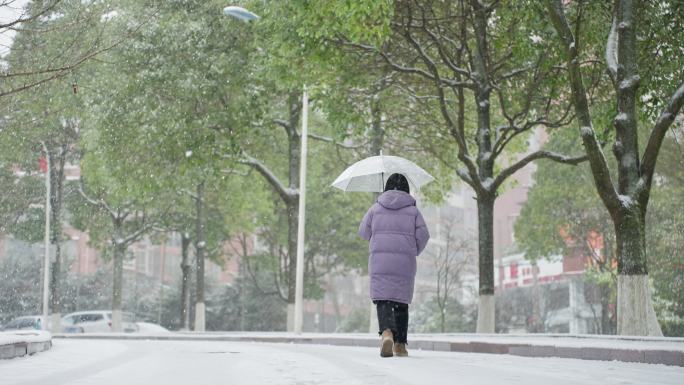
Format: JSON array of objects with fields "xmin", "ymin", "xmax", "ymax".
[
  {"xmin": 380, "ymin": 329, "xmax": 394, "ymax": 357},
  {"xmin": 393, "ymin": 343, "xmax": 408, "ymax": 357}
]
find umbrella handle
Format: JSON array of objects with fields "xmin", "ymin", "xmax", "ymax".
[{"xmin": 379, "ymin": 150, "xmax": 384, "ymax": 192}]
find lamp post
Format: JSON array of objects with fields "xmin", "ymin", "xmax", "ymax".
[
  {"xmin": 40, "ymin": 142, "xmax": 51, "ymax": 331},
  {"xmin": 223, "ymin": 6, "xmax": 308, "ymax": 333},
  {"xmin": 293, "ymin": 86, "xmax": 308, "ymax": 333}
]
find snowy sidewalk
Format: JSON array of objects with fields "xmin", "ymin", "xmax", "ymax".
[
  {"xmin": 6, "ymin": 339, "xmax": 684, "ymax": 385},
  {"xmin": 54, "ymin": 332, "xmax": 684, "ymax": 366},
  {"xmin": 0, "ymin": 330, "xmax": 52, "ymax": 359}
]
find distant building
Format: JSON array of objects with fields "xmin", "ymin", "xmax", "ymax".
[
  {"xmin": 493, "ymin": 250, "xmax": 607, "ymax": 334},
  {"xmin": 0, "ymin": 159, "xmax": 245, "ymax": 289}
]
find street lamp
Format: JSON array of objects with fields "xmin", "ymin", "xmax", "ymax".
[{"xmin": 223, "ymin": 6, "xmax": 308, "ymax": 334}]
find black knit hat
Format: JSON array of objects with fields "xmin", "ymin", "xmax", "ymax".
[{"xmin": 384, "ymin": 173, "xmax": 410, "ymax": 194}]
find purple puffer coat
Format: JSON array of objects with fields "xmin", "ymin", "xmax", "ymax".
[{"xmin": 358, "ymin": 190, "xmax": 430, "ymax": 304}]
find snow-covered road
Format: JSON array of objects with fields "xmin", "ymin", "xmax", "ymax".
[{"xmin": 1, "ymin": 339, "xmax": 682, "ymax": 385}]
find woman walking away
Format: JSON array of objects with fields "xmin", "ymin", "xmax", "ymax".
[{"xmin": 358, "ymin": 173, "xmax": 430, "ymax": 357}]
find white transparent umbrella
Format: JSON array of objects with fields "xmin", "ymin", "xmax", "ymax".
[
  {"xmin": 223, "ymin": 6, "xmax": 260, "ymax": 21},
  {"xmin": 331, "ymin": 154, "xmax": 435, "ymax": 192}
]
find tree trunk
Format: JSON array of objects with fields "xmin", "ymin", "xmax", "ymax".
[
  {"xmin": 194, "ymin": 181, "xmax": 206, "ymax": 332},
  {"xmin": 180, "ymin": 232, "xmax": 191, "ymax": 330},
  {"xmin": 615, "ymin": 208, "xmax": 662, "ymax": 336},
  {"xmin": 50, "ymin": 241, "xmax": 62, "ymax": 333},
  {"xmin": 531, "ymin": 261, "xmax": 542, "ymax": 332},
  {"xmin": 369, "ymin": 94, "xmax": 385, "ymax": 156},
  {"xmin": 476, "ymin": 193, "xmax": 495, "ymax": 333},
  {"xmin": 238, "ymin": 242, "xmax": 246, "ymax": 331},
  {"xmin": 327, "ymin": 282, "xmax": 342, "ymax": 328},
  {"xmin": 111, "ymin": 226, "xmax": 125, "ymax": 332},
  {"xmin": 157, "ymin": 241, "xmax": 166, "ymax": 324},
  {"xmin": 473, "ymin": 85, "xmax": 495, "ymax": 333},
  {"xmin": 544, "ymin": 0, "xmax": 665, "ymax": 336},
  {"xmin": 609, "ymin": 0, "xmax": 662, "ymax": 336},
  {"xmin": 469, "ymin": 0, "xmax": 496, "ymax": 333},
  {"xmin": 440, "ymin": 308, "xmax": 446, "ymax": 333},
  {"xmin": 49, "ymin": 147, "xmax": 65, "ymax": 333},
  {"xmin": 600, "ymin": 236, "xmax": 615, "ymax": 334},
  {"xmin": 600, "ymin": 283, "xmax": 613, "ymax": 334},
  {"xmin": 617, "ymin": 274, "xmax": 661, "ymax": 336}
]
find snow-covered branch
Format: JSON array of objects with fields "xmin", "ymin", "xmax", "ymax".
[
  {"xmin": 546, "ymin": 0, "xmax": 621, "ymax": 215},
  {"xmin": 238, "ymin": 153, "xmax": 297, "ymax": 202},
  {"xmin": 307, "ymin": 133, "xmax": 361, "ymax": 149},
  {"xmin": 272, "ymin": 119, "xmax": 292, "ymax": 134},
  {"xmin": 122, "ymin": 212, "xmax": 152, "ymax": 245},
  {"xmin": 78, "ymin": 180, "xmax": 117, "ymax": 219},
  {"xmin": 178, "ymin": 188, "xmax": 199, "ymax": 201},
  {"xmin": 221, "ymin": 168, "xmax": 249, "ymax": 177},
  {"xmin": 605, "ymin": 13, "xmax": 619, "ymax": 83}
]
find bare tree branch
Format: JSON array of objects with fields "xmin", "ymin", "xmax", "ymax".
[
  {"xmin": 242, "ymin": 248, "xmax": 283, "ymax": 299},
  {"xmin": 416, "ymin": 5, "xmax": 472, "ymax": 80},
  {"xmin": 498, "ymin": 65, "xmax": 535, "ymax": 81},
  {"xmin": 1, "ymin": 9, "xmax": 149, "ymax": 98},
  {"xmin": 492, "ymin": 104, "xmax": 575, "ymax": 160},
  {"xmin": 0, "ymin": 0, "xmax": 61, "ymax": 30},
  {"xmin": 334, "ymin": 39, "xmax": 475, "ymax": 89},
  {"xmin": 492, "ymin": 150, "xmax": 588, "ymax": 191},
  {"xmin": 394, "ymin": 5, "xmax": 481, "ymax": 190},
  {"xmin": 546, "ymin": 0, "xmax": 620, "ymax": 215},
  {"xmin": 639, "ymin": 81, "xmax": 684, "ymax": 206}
]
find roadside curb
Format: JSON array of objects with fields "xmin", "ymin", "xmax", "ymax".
[
  {"xmin": 446, "ymin": 341, "xmax": 684, "ymax": 367},
  {"xmin": 0, "ymin": 331, "xmax": 52, "ymax": 360},
  {"xmin": 53, "ymin": 333, "xmax": 684, "ymax": 367}
]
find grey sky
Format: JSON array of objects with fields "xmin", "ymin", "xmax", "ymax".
[{"xmin": 0, "ymin": 0, "xmax": 30, "ymax": 56}]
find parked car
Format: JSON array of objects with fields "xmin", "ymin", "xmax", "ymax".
[
  {"xmin": 61, "ymin": 311, "xmax": 139, "ymax": 333},
  {"xmin": 135, "ymin": 322, "xmax": 170, "ymax": 333},
  {"xmin": 0, "ymin": 315, "xmax": 49, "ymax": 331}
]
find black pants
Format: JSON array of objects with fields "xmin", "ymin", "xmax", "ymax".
[{"xmin": 374, "ymin": 300, "xmax": 409, "ymax": 344}]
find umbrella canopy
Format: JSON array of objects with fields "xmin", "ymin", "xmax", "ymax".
[
  {"xmin": 331, "ymin": 154, "xmax": 435, "ymax": 192},
  {"xmin": 223, "ymin": 6, "xmax": 260, "ymax": 21}
]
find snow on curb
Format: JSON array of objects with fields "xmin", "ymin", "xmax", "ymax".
[
  {"xmin": 53, "ymin": 332, "xmax": 684, "ymax": 367},
  {"xmin": 0, "ymin": 330, "xmax": 52, "ymax": 360}
]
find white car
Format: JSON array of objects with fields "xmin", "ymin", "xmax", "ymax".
[
  {"xmin": 1, "ymin": 315, "xmax": 49, "ymax": 331},
  {"xmin": 61, "ymin": 311, "xmax": 139, "ymax": 333},
  {"xmin": 135, "ymin": 322, "xmax": 170, "ymax": 333}
]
